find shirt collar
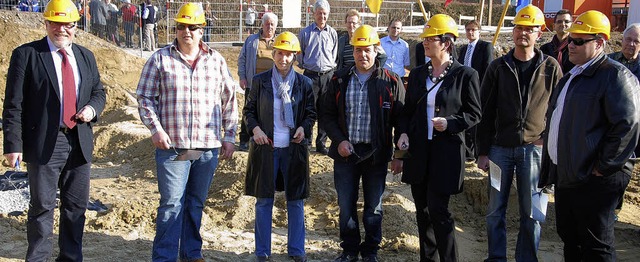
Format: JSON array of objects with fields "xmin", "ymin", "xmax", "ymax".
[
  {"xmin": 46, "ymin": 37, "xmax": 74, "ymax": 57},
  {"xmin": 469, "ymin": 39, "xmax": 479, "ymax": 46},
  {"xmin": 571, "ymin": 53, "xmax": 600, "ymax": 76}
]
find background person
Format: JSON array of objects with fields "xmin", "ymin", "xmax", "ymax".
[
  {"xmin": 237, "ymin": 12, "xmax": 278, "ymax": 151},
  {"xmin": 136, "ymin": 3, "xmax": 238, "ymax": 261},
  {"xmin": 322, "ymin": 25, "xmax": 405, "ymax": 262},
  {"xmin": 243, "ymin": 31, "xmax": 316, "ymax": 262},
  {"xmin": 380, "ymin": 18, "xmax": 410, "ymax": 78},
  {"xmin": 457, "ymin": 19, "xmax": 494, "ymax": 162},
  {"xmin": 541, "ymin": 9, "xmax": 575, "ymax": 73},
  {"xmin": 297, "ymin": 0, "xmax": 337, "ymax": 155},
  {"xmin": 3, "ymin": 0, "xmax": 106, "ymax": 260},
  {"xmin": 541, "ymin": 11, "xmax": 640, "ymax": 261},
  {"xmin": 396, "ymin": 14, "xmax": 481, "ymax": 262}
]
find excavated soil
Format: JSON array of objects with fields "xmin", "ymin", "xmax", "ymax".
[{"xmin": 0, "ymin": 10, "xmax": 639, "ymax": 262}]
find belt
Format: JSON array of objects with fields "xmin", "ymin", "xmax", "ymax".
[
  {"xmin": 305, "ymin": 69, "xmax": 334, "ymax": 76},
  {"xmin": 60, "ymin": 127, "xmax": 74, "ymax": 134}
]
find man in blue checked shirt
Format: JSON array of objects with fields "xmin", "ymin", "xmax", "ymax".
[
  {"xmin": 136, "ymin": 3, "xmax": 238, "ymax": 262},
  {"xmin": 322, "ymin": 25, "xmax": 405, "ymax": 262}
]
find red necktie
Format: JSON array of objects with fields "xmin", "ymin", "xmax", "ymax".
[
  {"xmin": 557, "ymin": 40, "xmax": 568, "ymax": 70},
  {"xmin": 59, "ymin": 49, "xmax": 77, "ymax": 129}
]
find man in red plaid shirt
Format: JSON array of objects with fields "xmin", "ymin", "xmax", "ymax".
[{"xmin": 136, "ymin": 3, "xmax": 238, "ymax": 261}]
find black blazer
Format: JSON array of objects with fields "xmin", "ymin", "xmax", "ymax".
[
  {"xmin": 457, "ymin": 40, "xmax": 494, "ymax": 82},
  {"xmin": 3, "ymin": 37, "xmax": 106, "ymax": 164},
  {"xmin": 398, "ymin": 61, "xmax": 481, "ymax": 194}
]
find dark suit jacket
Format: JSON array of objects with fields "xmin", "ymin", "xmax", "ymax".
[
  {"xmin": 3, "ymin": 37, "xmax": 106, "ymax": 164},
  {"xmin": 457, "ymin": 40, "xmax": 494, "ymax": 82},
  {"xmin": 398, "ymin": 61, "xmax": 482, "ymax": 194}
]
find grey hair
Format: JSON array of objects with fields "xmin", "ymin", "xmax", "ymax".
[
  {"xmin": 623, "ymin": 23, "xmax": 640, "ymax": 37},
  {"xmin": 314, "ymin": 0, "xmax": 330, "ymax": 13},
  {"xmin": 262, "ymin": 12, "xmax": 278, "ymax": 25}
]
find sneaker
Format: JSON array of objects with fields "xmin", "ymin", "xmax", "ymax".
[
  {"xmin": 334, "ymin": 253, "xmax": 358, "ymax": 262},
  {"xmin": 362, "ymin": 255, "xmax": 379, "ymax": 262},
  {"xmin": 290, "ymin": 255, "xmax": 307, "ymax": 262}
]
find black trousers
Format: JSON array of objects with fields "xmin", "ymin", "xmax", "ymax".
[
  {"xmin": 26, "ymin": 129, "xmax": 91, "ymax": 262},
  {"xmin": 555, "ymin": 171, "xmax": 630, "ymax": 262},
  {"xmin": 303, "ymin": 69, "xmax": 333, "ymax": 150}
]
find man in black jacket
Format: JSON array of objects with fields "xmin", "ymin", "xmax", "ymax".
[
  {"xmin": 476, "ymin": 5, "xmax": 562, "ymax": 262},
  {"xmin": 322, "ymin": 25, "xmax": 405, "ymax": 262},
  {"xmin": 457, "ymin": 20, "xmax": 494, "ymax": 162},
  {"xmin": 3, "ymin": 1, "xmax": 106, "ymax": 260},
  {"xmin": 541, "ymin": 10, "xmax": 640, "ymax": 261}
]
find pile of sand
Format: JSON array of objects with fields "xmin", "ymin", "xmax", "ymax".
[{"xmin": 0, "ymin": 10, "xmax": 639, "ymax": 262}]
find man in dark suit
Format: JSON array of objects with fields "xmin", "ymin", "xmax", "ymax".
[
  {"xmin": 457, "ymin": 20, "xmax": 494, "ymax": 161},
  {"xmin": 3, "ymin": 0, "xmax": 106, "ymax": 260}
]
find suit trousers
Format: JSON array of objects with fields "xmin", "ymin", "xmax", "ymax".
[
  {"xmin": 26, "ymin": 129, "xmax": 90, "ymax": 262},
  {"xmin": 303, "ymin": 69, "xmax": 333, "ymax": 150},
  {"xmin": 555, "ymin": 171, "xmax": 630, "ymax": 262},
  {"xmin": 410, "ymin": 140, "xmax": 458, "ymax": 262}
]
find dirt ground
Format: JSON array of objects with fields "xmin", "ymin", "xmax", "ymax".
[{"xmin": 1, "ymin": 10, "xmax": 640, "ymax": 262}]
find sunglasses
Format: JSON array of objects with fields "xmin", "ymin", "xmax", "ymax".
[
  {"xmin": 48, "ymin": 21, "xmax": 76, "ymax": 29},
  {"xmin": 568, "ymin": 36, "xmax": 599, "ymax": 46},
  {"xmin": 176, "ymin": 24, "xmax": 203, "ymax": 31}
]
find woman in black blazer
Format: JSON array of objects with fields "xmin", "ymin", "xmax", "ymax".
[{"xmin": 394, "ymin": 14, "xmax": 481, "ymax": 262}]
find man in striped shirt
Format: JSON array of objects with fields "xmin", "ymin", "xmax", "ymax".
[{"xmin": 136, "ymin": 3, "xmax": 238, "ymax": 261}]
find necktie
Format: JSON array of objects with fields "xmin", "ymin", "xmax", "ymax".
[
  {"xmin": 59, "ymin": 49, "xmax": 77, "ymax": 129},
  {"xmin": 464, "ymin": 44, "xmax": 473, "ymax": 67}
]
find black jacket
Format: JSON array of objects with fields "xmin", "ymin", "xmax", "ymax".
[
  {"xmin": 476, "ymin": 48, "xmax": 562, "ymax": 156},
  {"xmin": 457, "ymin": 39, "xmax": 494, "ymax": 83},
  {"xmin": 3, "ymin": 37, "xmax": 106, "ymax": 164},
  {"xmin": 398, "ymin": 61, "xmax": 481, "ymax": 194},
  {"xmin": 243, "ymin": 70, "xmax": 316, "ymax": 200},
  {"xmin": 540, "ymin": 53, "xmax": 640, "ymax": 189},
  {"xmin": 540, "ymin": 36, "xmax": 575, "ymax": 74},
  {"xmin": 321, "ymin": 64, "xmax": 405, "ymax": 165}
]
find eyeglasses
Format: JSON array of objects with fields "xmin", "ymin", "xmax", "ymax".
[
  {"xmin": 423, "ymin": 36, "xmax": 442, "ymax": 42},
  {"xmin": 48, "ymin": 21, "xmax": 76, "ymax": 29},
  {"xmin": 465, "ymin": 28, "xmax": 479, "ymax": 32},
  {"xmin": 568, "ymin": 36, "xmax": 599, "ymax": 46},
  {"xmin": 555, "ymin": 20, "xmax": 572, "ymax": 24},
  {"xmin": 176, "ymin": 24, "xmax": 203, "ymax": 31},
  {"xmin": 514, "ymin": 26, "xmax": 540, "ymax": 34}
]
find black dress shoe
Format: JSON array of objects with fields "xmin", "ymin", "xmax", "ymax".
[{"xmin": 334, "ymin": 253, "xmax": 358, "ymax": 262}]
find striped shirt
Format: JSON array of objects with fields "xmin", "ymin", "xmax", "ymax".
[
  {"xmin": 346, "ymin": 69, "xmax": 372, "ymax": 144},
  {"xmin": 137, "ymin": 40, "xmax": 239, "ymax": 149}
]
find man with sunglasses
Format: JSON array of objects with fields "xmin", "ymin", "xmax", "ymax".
[
  {"xmin": 541, "ymin": 9, "xmax": 575, "ymax": 74},
  {"xmin": 476, "ymin": 5, "xmax": 562, "ymax": 261},
  {"xmin": 3, "ymin": 0, "xmax": 106, "ymax": 260},
  {"xmin": 540, "ymin": 11, "xmax": 640, "ymax": 261},
  {"xmin": 136, "ymin": 3, "xmax": 238, "ymax": 261}
]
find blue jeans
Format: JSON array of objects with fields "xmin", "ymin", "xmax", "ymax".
[
  {"xmin": 334, "ymin": 159, "xmax": 387, "ymax": 257},
  {"xmin": 486, "ymin": 144, "xmax": 541, "ymax": 262},
  {"xmin": 152, "ymin": 148, "xmax": 219, "ymax": 262},
  {"xmin": 255, "ymin": 147, "xmax": 305, "ymax": 258}
]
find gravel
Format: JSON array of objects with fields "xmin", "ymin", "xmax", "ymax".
[{"xmin": 0, "ymin": 186, "xmax": 30, "ymax": 214}]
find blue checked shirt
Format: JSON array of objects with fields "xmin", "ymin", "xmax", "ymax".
[{"xmin": 346, "ymin": 70, "xmax": 372, "ymax": 144}]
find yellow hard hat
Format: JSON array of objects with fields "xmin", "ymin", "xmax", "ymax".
[
  {"xmin": 43, "ymin": 0, "xmax": 80, "ymax": 23},
  {"xmin": 567, "ymin": 10, "xmax": 611, "ymax": 40},
  {"xmin": 175, "ymin": 3, "xmax": 206, "ymax": 25},
  {"xmin": 273, "ymin": 32, "xmax": 301, "ymax": 52},
  {"xmin": 350, "ymin": 25, "xmax": 380, "ymax": 47},
  {"xmin": 513, "ymin": 5, "xmax": 546, "ymax": 30},
  {"xmin": 419, "ymin": 14, "xmax": 458, "ymax": 38}
]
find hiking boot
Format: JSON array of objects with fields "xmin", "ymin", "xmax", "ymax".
[{"xmin": 362, "ymin": 255, "xmax": 379, "ymax": 262}]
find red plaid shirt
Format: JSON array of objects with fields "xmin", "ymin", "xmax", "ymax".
[{"xmin": 137, "ymin": 41, "xmax": 238, "ymax": 149}]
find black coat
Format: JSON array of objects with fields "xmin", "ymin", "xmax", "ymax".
[
  {"xmin": 540, "ymin": 53, "xmax": 640, "ymax": 189},
  {"xmin": 243, "ymin": 69, "xmax": 316, "ymax": 200},
  {"xmin": 398, "ymin": 61, "xmax": 481, "ymax": 194},
  {"xmin": 457, "ymin": 39, "xmax": 494, "ymax": 83},
  {"xmin": 322, "ymin": 65, "xmax": 405, "ymax": 165},
  {"xmin": 3, "ymin": 37, "xmax": 106, "ymax": 164}
]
